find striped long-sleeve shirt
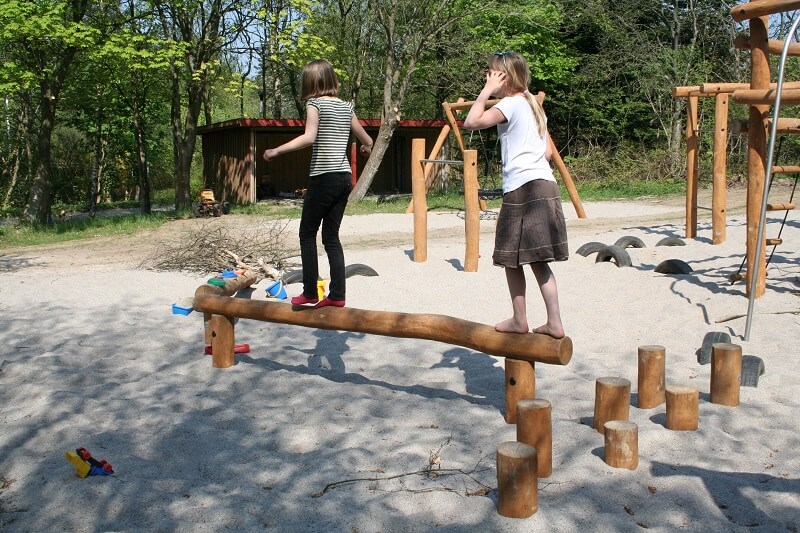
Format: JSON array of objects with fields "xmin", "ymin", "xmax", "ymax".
[{"xmin": 307, "ymin": 98, "xmax": 354, "ymax": 177}]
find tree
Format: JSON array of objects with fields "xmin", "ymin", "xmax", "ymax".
[{"xmin": 0, "ymin": 0, "xmax": 98, "ymax": 223}]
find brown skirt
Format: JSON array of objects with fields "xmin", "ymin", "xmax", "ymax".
[{"xmin": 493, "ymin": 179, "xmax": 569, "ymax": 268}]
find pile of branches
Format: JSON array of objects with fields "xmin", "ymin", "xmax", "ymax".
[{"xmin": 141, "ymin": 221, "xmax": 296, "ymax": 281}]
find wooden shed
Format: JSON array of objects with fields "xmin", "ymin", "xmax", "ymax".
[{"xmin": 197, "ymin": 118, "xmax": 451, "ymax": 204}]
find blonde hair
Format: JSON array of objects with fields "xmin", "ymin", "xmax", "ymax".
[
  {"xmin": 489, "ymin": 52, "xmax": 547, "ymax": 137},
  {"xmin": 301, "ymin": 59, "xmax": 340, "ymax": 100}
]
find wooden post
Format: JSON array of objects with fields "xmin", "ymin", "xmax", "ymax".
[
  {"xmin": 406, "ymin": 123, "xmax": 453, "ymax": 213},
  {"xmin": 603, "ymin": 421, "xmax": 638, "ymax": 470},
  {"xmin": 747, "ymin": 15, "xmax": 770, "ymax": 298},
  {"xmin": 685, "ymin": 94, "xmax": 699, "ymax": 238},
  {"xmin": 665, "ymin": 385, "xmax": 699, "ymax": 431},
  {"xmin": 496, "ymin": 441, "xmax": 538, "ymax": 518},
  {"xmin": 593, "ymin": 377, "xmax": 631, "ymax": 434},
  {"xmin": 548, "ymin": 135, "xmax": 587, "ymax": 219},
  {"xmin": 637, "ymin": 345, "xmax": 666, "ymax": 409},
  {"xmin": 210, "ymin": 314, "xmax": 235, "ymax": 368},
  {"xmin": 712, "ymin": 93, "xmax": 729, "ymax": 245},
  {"xmin": 505, "ymin": 360, "xmax": 535, "ymax": 424},
  {"xmin": 463, "ymin": 149, "xmax": 480, "ymax": 272},
  {"xmin": 711, "ymin": 343, "xmax": 742, "ymax": 406},
  {"xmin": 411, "ymin": 138, "xmax": 427, "ymax": 263},
  {"xmin": 516, "ymin": 399, "xmax": 552, "ymax": 477}
]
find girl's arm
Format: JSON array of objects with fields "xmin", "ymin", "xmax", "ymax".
[
  {"xmin": 263, "ymin": 106, "xmax": 320, "ymax": 161},
  {"xmin": 463, "ymin": 70, "xmax": 507, "ymax": 130},
  {"xmin": 351, "ymin": 114, "xmax": 373, "ymax": 156}
]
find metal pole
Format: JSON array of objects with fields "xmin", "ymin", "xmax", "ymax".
[{"xmin": 745, "ymin": 15, "xmax": 800, "ymax": 340}]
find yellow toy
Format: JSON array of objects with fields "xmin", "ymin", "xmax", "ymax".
[{"xmin": 65, "ymin": 450, "xmax": 91, "ymax": 478}]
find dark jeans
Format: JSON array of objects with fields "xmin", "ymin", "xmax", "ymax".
[{"xmin": 299, "ymin": 172, "xmax": 353, "ymax": 300}]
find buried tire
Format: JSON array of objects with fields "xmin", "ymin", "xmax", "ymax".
[
  {"xmin": 655, "ymin": 259, "xmax": 693, "ymax": 275},
  {"xmin": 281, "ymin": 269, "xmax": 304, "ymax": 285},
  {"xmin": 740, "ymin": 355, "xmax": 765, "ymax": 387},
  {"xmin": 697, "ymin": 331, "xmax": 732, "ymax": 365},
  {"xmin": 344, "ymin": 263, "xmax": 379, "ymax": 278},
  {"xmin": 576, "ymin": 241, "xmax": 607, "ymax": 257},
  {"xmin": 656, "ymin": 237, "xmax": 686, "ymax": 247},
  {"xmin": 594, "ymin": 245, "xmax": 632, "ymax": 267},
  {"xmin": 614, "ymin": 235, "xmax": 646, "ymax": 249}
]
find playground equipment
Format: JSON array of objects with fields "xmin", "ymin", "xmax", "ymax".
[{"xmin": 407, "ymin": 94, "xmax": 587, "ymax": 220}]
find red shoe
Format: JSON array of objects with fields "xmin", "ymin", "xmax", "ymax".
[
  {"xmin": 314, "ymin": 297, "xmax": 345, "ymax": 309},
  {"xmin": 291, "ymin": 294, "xmax": 319, "ymax": 305}
]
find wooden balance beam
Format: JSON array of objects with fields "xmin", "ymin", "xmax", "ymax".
[{"xmin": 193, "ymin": 288, "xmax": 573, "ymax": 368}]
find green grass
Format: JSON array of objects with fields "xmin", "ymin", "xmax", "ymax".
[
  {"xmin": 0, "ymin": 179, "xmax": 693, "ymax": 249},
  {"xmin": 0, "ymin": 212, "xmax": 172, "ymax": 248}
]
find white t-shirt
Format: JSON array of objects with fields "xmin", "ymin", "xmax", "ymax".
[{"xmin": 494, "ymin": 95, "xmax": 555, "ymax": 193}]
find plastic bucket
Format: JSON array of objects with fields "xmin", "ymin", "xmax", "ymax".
[{"xmin": 265, "ymin": 280, "xmax": 288, "ymax": 300}]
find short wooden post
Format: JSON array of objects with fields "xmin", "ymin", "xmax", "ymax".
[
  {"xmin": 463, "ymin": 149, "xmax": 479, "ymax": 272},
  {"xmin": 411, "ymin": 138, "xmax": 427, "ymax": 263},
  {"xmin": 711, "ymin": 342, "xmax": 742, "ymax": 406},
  {"xmin": 593, "ymin": 377, "xmax": 631, "ymax": 434},
  {"xmin": 496, "ymin": 441, "xmax": 538, "ymax": 518},
  {"xmin": 505, "ymin": 360, "xmax": 535, "ymax": 424},
  {"xmin": 603, "ymin": 421, "xmax": 638, "ymax": 470},
  {"xmin": 210, "ymin": 314, "xmax": 235, "ymax": 368},
  {"xmin": 516, "ymin": 399, "xmax": 552, "ymax": 477},
  {"xmin": 665, "ymin": 385, "xmax": 699, "ymax": 430},
  {"xmin": 637, "ymin": 345, "xmax": 666, "ymax": 409}
]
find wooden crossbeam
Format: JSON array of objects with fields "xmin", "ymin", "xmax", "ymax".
[
  {"xmin": 734, "ymin": 35, "xmax": 800, "ymax": 56},
  {"xmin": 732, "ymin": 88, "xmax": 800, "ymax": 105},
  {"xmin": 731, "ymin": 0, "xmax": 800, "ymax": 22},
  {"xmin": 193, "ymin": 291, "xmax": 573, "ymax": 366}
]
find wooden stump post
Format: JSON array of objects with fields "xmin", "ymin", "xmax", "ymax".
[
  {"xmin": 516, "ymin": 399, "xmax": 552, "ymax": 478},
  {"xmin": 712, "ymin": 93, "xmax": 729, "ymax": 245},
  {"xmin": 411, "ymin": 138, "xmax": 427, "ymax": 263},
  {"xmin": 210, "ymin": 314, "xmax": 235, "ymax": 368},
  {"xmin": 505, "ymin": 360, "xmax": 535, "ymax": 424},
  {"xmin": 637, "ymin": 345, "xmax": 666, "ymax": 409},
  {"xmin": 463, "ymin": 149, "xmax": 479, "ymax": 272},
  {"xmin": 711, "ymin": 342, "xmax": 742, "ymax": 406},
  {"xmin": 603, "ymin": 420, "xmax": 638, "ymax": 470},
  {"xmin": 496, "ymin": 441, "xmax": 538, "ymax": 518},
  {"xmin": 593, "ymin": 377, "xmax": 631, "ymax": 434},
  {"xmin": 665, "ymin": 385, "xmax": 699, "ymax": 430}
]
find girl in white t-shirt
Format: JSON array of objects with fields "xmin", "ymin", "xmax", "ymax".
[{"xmin": 463, "ymin": 51, "xmax": 568, "ymax": 338}]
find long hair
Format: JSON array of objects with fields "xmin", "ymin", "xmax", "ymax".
[
  {"xmin": 301, "ymin": 59, "xmax": 340, "ymax": 100},
  {"xmin": 489, "ymin": 52, "xmax": 547, "ymax": 138}
]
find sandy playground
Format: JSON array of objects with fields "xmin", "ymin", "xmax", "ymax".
[{"xmin": 0, "ymin": 186, "xmax": 798, "ymax": 532}]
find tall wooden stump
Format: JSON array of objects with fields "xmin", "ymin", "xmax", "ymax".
[
  {"xmin": 603, "ymin": 420, "xmax": 638, "ymax": 470},
  {"xmin": 637, "ymin": 345, "xmax": 666, "ymax": 409},
  {"xmin": 516, "ymin": 399, "xmax": 552, "ymax": 478},
  {"xmin": 210, "ymin": 314, "xmax": 235, "ymax": 368},
  {"xmin": 411, "ymin": 138, "xmax": 427, "ymax": 263},
  {"xmin": 665, "ymin": 385, "xmax": 699, "ymax": 431},
  {"xmin": 463, "ymin": 149, "xmax": 480, "ymax": 272},
  {"xmin": 496, "ymin": 441, "xmax": 538, "ymax": 518},
  {"xmin": 711, "ymin": 343, "xmax": 742, "ymax": 406},
  {"xmin": 712, "ymin": 93, "xmax": 729, "ymax": 245},
  {"xmin": 505, "ymin": 360, "xmax": 535, "ymax": 424},
  {"xmin": 593, "ymin": 377, "xmax": 631, "ymax": 434}
]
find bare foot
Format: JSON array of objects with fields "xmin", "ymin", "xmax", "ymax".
[
  {"xmin": 532, "ymin": 323, "xmax": 565, "ymax": 339},
  {"xmin": 495, "ymin": 317, "xmax": 529, "ymax": 334}
]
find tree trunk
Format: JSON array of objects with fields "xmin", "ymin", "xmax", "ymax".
[
  {"xmin": 89, "ymin": 101, "xmax": 103, "ymax": 218},
  {"xmin": 132, "ymin": 95, "xmax": 151, "ymax": 215},
  {"xmin": 349, "ymin": 119, "xmax": 397, "ymax": 201},
  {"xmin": 24, "ymin": 89, "xmax": 58, "ymax": 223}
]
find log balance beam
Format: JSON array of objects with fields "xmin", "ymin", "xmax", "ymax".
[{"xmin": 193, "ymin": 281, "xmax": 572, "ymax": 368}]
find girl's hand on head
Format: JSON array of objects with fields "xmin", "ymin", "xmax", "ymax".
[{"xmin": 483, "ymin": 69, "xmax": 506, "ymax": 95}]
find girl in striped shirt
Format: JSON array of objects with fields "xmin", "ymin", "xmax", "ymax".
[{"xmin": 264, "ymin": 59, "xmax": 373, "ymax": 308}]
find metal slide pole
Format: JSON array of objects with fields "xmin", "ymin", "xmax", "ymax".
[{"xmin": 745, "ymin": 16, "xmax": 800, "ymax": 341}]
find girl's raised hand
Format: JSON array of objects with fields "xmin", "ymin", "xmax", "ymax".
[{"xmin": 483, "ymin": 69, "xmax": 507, "ymax": 95}]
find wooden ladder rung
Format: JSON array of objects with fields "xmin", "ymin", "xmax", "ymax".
[
  {"xmin": 772, "ymin": 165, "xmax": 800, "ymax": 174},
  {"xmin": 766, "ymin": 202, "xmax": 795, "ymax": 211},
  {"xmin": 766, "ymin": 238, "xmax": 783, "ymax": 246}
]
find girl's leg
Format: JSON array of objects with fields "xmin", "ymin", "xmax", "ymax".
[
  {"xmin": 320, "ymin": 175, "xmax": 351, "ymax": 301},
  {"xmin": 297, "ymin": 182, "xmax": 324, "ymax": 300},
  {"xmin": 496, "ymin": 266, "xmax": 529, "ymax": 334},
  {"xmin": 529, "ymin": 262, "xmax": 565, "ymax": 339}
]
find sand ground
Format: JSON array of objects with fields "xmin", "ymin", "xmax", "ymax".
[{"xmin": 0, "ymin": 186, "xmax": 798, "ymax": 532}]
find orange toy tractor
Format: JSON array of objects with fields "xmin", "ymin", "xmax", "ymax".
[{"xmin": 194, "ymin": 189, "xmax": 230, "ymax": 217}]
